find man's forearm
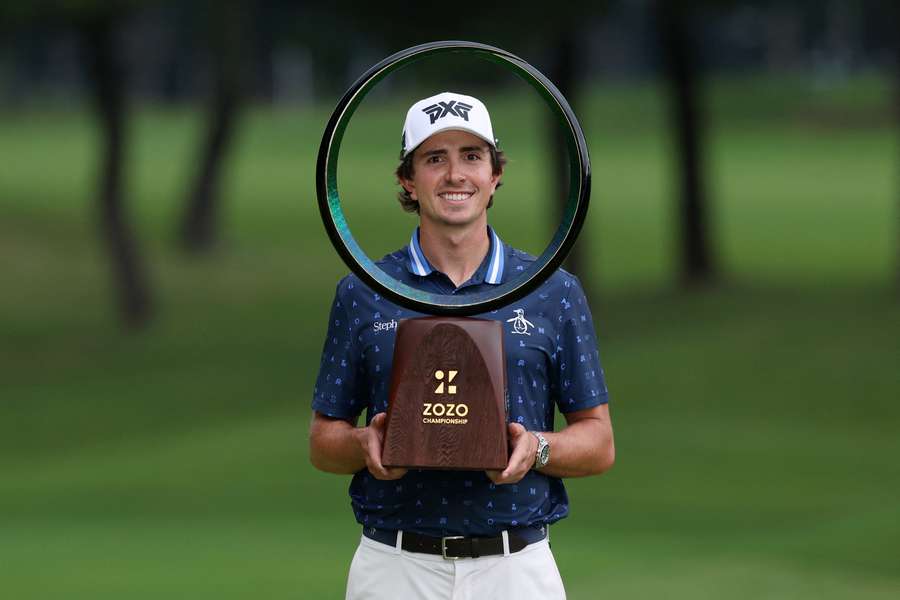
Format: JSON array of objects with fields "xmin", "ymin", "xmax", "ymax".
[
  {"xmin": 309, "ymin": 412, "xmax": 367, "ymax": 474},
  {"xmin": 539, "ymin": 409, "xmax": 615, "ymax": 478}
]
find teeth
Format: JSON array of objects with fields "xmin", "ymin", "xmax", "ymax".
[{"xmin": 442, "ymin": 193, "xmax": 471, "ymax": 201}]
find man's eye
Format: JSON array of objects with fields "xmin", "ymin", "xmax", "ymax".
[
  {"xmin": 466, "ymin": 153, "xmax": 481, "ymax": 160},
  {"xmin": 427, "ymin": 155, "xmax": 442, "ymax": 163}
]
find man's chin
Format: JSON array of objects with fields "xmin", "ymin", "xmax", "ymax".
[
  {"xmin": 436, "ymin": 213, "xmax": 481, "ymax": 228},
  {"xmin": 420, "ymin": 205, "xmax": 486, "ymax": 229}
]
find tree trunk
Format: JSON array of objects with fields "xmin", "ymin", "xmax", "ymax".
[
  {"xmin": 83, "ymin": 16, "xmax": 153, "ymax": 329},
  {"xmin": 895, "ymin": 4, "xmax": 900, "ymax": 288},
  {"xmin": 179, "ymin": 0, "xmax": 244, "ymax": 253},
  {"xmin": 547, "ymin": 36, "xmax": 587, "ymax": 282},
  {"xmin": 659, "ymin": 1, "xmax": 716, "ymax": 286}
]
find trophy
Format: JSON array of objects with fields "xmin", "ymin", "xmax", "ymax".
[
  {"xmin": 316, "ymin": 41, "xmax": 590, "ymax": 470},
  {"xmin": 382, "ymin": 317, "xmax": 508, "ymax": 470}
]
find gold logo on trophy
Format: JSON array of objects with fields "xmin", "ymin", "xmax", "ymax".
[
  {"xmin": 423, "ymin": 403, "xmax": 469, "ymax": 417},
  {"xmin": 434, "ymin": 370, "xmax": 458, "ymax": 394},
  {"xmin": 424, "ymin": 370, "xmax": 468, "ymax": 424}
]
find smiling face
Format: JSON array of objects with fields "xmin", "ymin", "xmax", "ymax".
[{"xmin": 400, "ymin": 130, "xmax": 502, "ymax": 230}]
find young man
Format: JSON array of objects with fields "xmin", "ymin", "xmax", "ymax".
[{"xmin": 310, "ymin": 92, "xmax": 614, "ymax": 600}]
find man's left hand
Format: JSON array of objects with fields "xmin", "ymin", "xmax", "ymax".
[{"xmin": 485, "ymin": 423, "xmax": 538, "ymax": 485}]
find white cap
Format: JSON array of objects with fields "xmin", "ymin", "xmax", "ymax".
[{"xmin": 401, "ymin": 92, "xmax": 496, "ymax": 157}]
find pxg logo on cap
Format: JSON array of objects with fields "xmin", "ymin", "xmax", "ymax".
[
  {"xmin": 423, "ymin": 100, "xmax": 473, "ymax": 124},
  {"xmin": 401, "ymin": 92, "xmax": 496, "ymax": 157}
]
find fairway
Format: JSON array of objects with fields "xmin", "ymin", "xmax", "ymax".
[{"xmin": 1, "ymin": 76, "xmax": 898, "ymax": 598}]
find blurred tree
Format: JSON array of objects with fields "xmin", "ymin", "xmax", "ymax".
[
  {"xmin": 545, "ymin": 32, "xmax": 587, "ymax": 279},
  {"xmin": 0, "ymin": 2, "xmax": 154, "ymax": 327},
  {"xmin": 490, "ymin": 10, "xmax": 608, "ymax": 290},
  {"xmin": 658, "ymin": 0, "xmax": 716, "ymax": 287},
  {"xmin": 81, "ymin": 11, "xmax": 153, "ymax": 328},
  {"xmin": 892, "ymin": 1, "xmax": 900, "ymax": 286},
  {"xmin": 179, "ymin": 0, "xmax": 248, "ymax": 253}
]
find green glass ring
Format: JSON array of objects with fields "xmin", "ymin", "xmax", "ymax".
[{"xmin": 316, "ymin": 40, "xmax": 591, "ymax": 316}]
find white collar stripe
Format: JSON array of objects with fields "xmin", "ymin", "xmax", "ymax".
[
  {"xmin": 486, "ymin": 227, "xmax": 504, "ymax": 284},
  {"xmin": 408, "ymin": 231, "xmax": 430, "ymax": 276},
  {"xmin": 496, "ymin": 241, "xmax": 504, "ymax": 283}
]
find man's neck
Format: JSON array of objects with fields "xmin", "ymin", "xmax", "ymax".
[{"xmin": 418, "ymin": 219, "xmax": 491, "ymax": 288}]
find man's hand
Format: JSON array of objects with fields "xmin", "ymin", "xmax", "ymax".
[
  {"xmin": 486, "ymin": 423, "xmax": 539, "ymax": 485},
  {"xmin": 358, "ymin": 413, "xmax": 408, "ymax": 481}
]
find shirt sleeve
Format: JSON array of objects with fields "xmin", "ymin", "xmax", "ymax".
[
  {"xmin": 311, "ymin": 278, "xmax": 366, "ymax": 420},
  {"xmin": 554, "ymin": 275, "xmax": 610, "ymax": 413}
]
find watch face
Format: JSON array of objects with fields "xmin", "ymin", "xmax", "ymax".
[{"xmin": 539, "ymin": 444, "xmax": 550, "ymax": 465}]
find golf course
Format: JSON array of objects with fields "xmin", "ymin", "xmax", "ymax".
[{"xmin": 1, "ymin": 74, "xmax": 897, "ymax": 598}]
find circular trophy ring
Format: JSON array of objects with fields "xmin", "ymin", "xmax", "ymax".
[{"xmin": 316, "ymin": 40, "xmax": 590, "ymax": 316}]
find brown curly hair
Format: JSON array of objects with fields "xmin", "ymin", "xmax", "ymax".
[{"xmin": 395, "ymin": 146, "xmax": 507, "ymax": 213}]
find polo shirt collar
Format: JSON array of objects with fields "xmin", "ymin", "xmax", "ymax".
[{"xmin": 406, "ymin": 226, "xmax": 506, "ymax": 285}]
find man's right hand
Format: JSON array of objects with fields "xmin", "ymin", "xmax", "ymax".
[{"xmin": 358, "ymin": 412, "xmax": 408, "ymax": 481}]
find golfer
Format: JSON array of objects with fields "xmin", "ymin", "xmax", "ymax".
[{"xmin": 311, "ymin": 92, "xmax": 614, "ymax": 600}]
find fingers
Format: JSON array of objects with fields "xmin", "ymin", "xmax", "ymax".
[
  {"xmin": 382, "ymin": 466, "xmax": 409, "ymax": 480},
  {"xmin": 368, "ymin": 454, "xmax": 404, "ymax": 480},
  {"xmin": 500, "ymin": 445, "xmax": 532, "ymax": 483},
  {"xmin": 486, "ymin": 425, "xmax": 537, "ymax": 485},
  {"xmin": 364, "ymin": 413, "xmax": 407, "ymax": 481},
  {"xmin": 484, "ymin": 471, "xmax": 505, "ymax": 485},
  {"xmin": 505, "ymin": 423, "xmax": 534, "ymax": 472},
  {"xmin": 370, "ymin": 412, "xmax": 387, "ymax": 434},
  {"xmin": 508, "ymin": 422, "xmax": 526, "ymax": 438},
  {"xmin": 487, "ymin": 459, "xmax": 527, "ymax": 485},
  {"xmin": 370, "ymin": 462, "xmax": 407, "ymax": 480}
]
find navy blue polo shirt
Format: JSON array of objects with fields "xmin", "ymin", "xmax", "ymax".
[{"xmin": 312, "ymin": 225, "xmax": 609, "ymax": 538}]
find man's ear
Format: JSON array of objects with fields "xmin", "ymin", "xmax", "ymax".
[
  {"xmin": 400, "ymin": 177, "xmax": 417, "ymax": 200},
  {"xmin": 489, "ymin": 168, "xmax": 502, "ymax": 194}
]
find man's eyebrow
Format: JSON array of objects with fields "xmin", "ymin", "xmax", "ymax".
[{"xmin": 419, "ymin": 145, "xmax": 487, "ymax": 158}]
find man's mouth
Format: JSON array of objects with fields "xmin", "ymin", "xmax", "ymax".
[{"xmin": 439, "ymin": 191, "xmax": 474, "ymax": 202}]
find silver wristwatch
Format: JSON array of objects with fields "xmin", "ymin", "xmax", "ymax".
[{"xmin": 532, "ymin": 432, "xmax": 550, "ymax": 469}]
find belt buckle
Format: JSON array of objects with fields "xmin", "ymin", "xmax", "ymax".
[{"xmin": 441, "ymin": 536, "xmax": 465, "ymax": 560}]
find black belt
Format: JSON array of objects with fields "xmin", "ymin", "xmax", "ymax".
[{"xmin": 363, "ymin": 526, "xmax": 547, "ymax": 560}]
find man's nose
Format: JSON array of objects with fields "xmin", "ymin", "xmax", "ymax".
[{"xmin": 444, "ymin": 157, "xmax": 466, "ymax": 183}]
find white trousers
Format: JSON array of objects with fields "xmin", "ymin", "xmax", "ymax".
[{"xmin": 345, "ymin": 533, "xmax": 567, "ymax": 600}]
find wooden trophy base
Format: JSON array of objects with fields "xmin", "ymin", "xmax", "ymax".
[{"xmin": 382, "ymin": 317, "xmax": 508, "ymax": 470}]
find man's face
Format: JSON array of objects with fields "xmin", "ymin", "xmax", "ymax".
[{"xmin": 401, "ymin": 130, "xmax": 501, "ymax": 228}]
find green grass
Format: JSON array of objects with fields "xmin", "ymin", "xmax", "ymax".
[{"xmin": 1, "ymin": 74, "xmax": 898, "ymax": 599}]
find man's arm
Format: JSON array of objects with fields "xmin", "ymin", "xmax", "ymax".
[
  {"xmin": 309, "ymin": 411, "xmax": 408, "ymax": 480},
  {"xmin": 541, "ymin": 404, "xmax": 615, "ymax": 478},
  {"xmin": 487, "ymin": 404, "xmax": 614, "ymax": 484}
]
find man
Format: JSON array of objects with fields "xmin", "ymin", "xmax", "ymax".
[{"xmin": 310, "ymin": 92, "xmax": 614, "ymax": 600}]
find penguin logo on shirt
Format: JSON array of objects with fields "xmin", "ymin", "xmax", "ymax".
[{"xmin": 507, "ymin": 308, "xmax": 534, "ymax": 336}]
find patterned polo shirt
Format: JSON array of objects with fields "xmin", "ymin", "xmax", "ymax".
[{"xmin": 312, "ymin": 225, "xmax": 609, "ymax": 538}]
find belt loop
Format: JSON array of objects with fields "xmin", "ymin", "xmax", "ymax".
[
  {"xmin": 501, "ymin": 530, "xmax": 510, "ymax": 557},
  {"xmin": 395, "ymin": 530, "xmax": 404, "ymax": 554}
]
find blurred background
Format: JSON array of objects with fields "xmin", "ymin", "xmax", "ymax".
[{"xmin": 1, "ymin": 1, "xmax": 898, "ymax": 598}]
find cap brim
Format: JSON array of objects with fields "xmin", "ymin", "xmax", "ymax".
[{"xmin": 404, "ymin": 125, "xmax": 495, "ymax": 157}]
